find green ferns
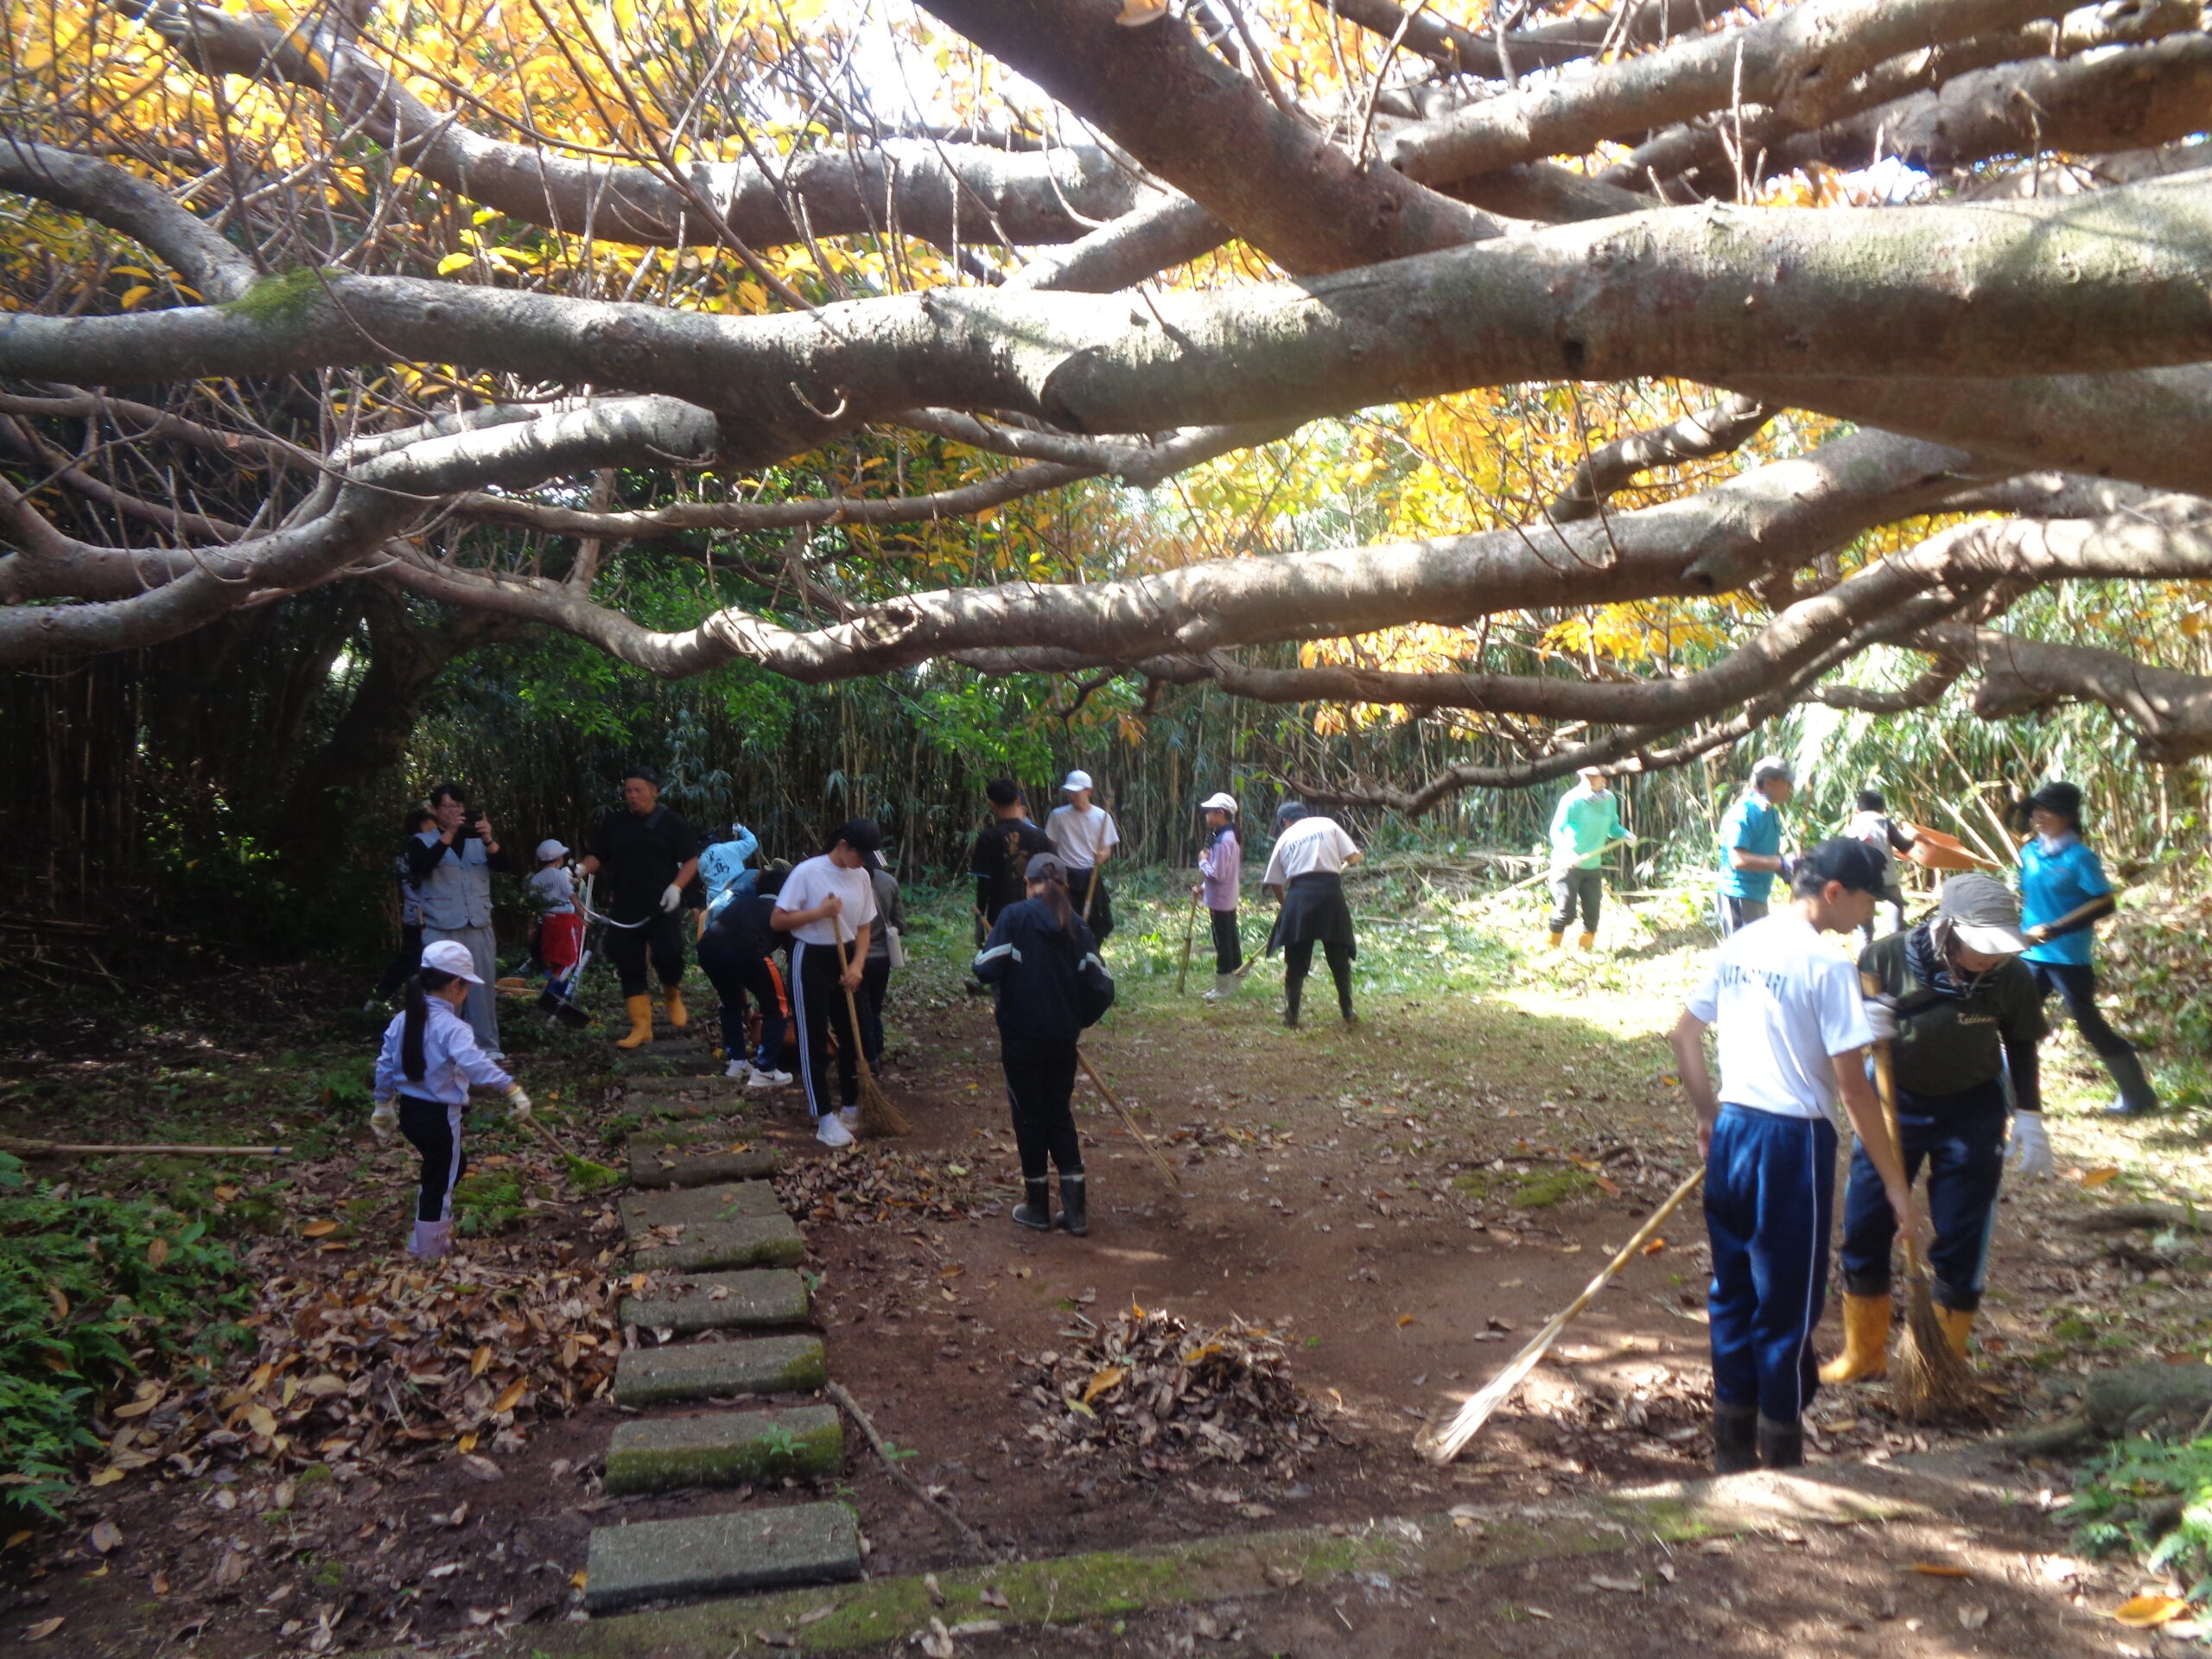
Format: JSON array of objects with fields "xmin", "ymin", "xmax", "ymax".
[
  {"xmin": 0, "ymin": 1159, "xmax": 250, "ymax": 1516},
  {"xmin": 2064, "ymin": 1435, "xmax": 2212, "ymax": 1599}
]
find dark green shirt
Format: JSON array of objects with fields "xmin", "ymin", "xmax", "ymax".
[{"xmin": 1859, "ymin": 931, "xmax": 2045, "ymax": 1101}]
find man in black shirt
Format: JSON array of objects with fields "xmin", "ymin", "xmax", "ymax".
[
  {"xmin": 969, "ymin": 779, "xmax": 1053, "ymax": 940},
  {"xmin": 579, "ymin": 767, "xmax": 701, "ymax": 1049}
]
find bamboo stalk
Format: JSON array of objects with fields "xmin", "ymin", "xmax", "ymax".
[
  {"xmin": 0, "ymin": 1139, "xmax": 290, "ymax": 1157},
  {"xmin": 1422, "ymin": 1166, "xmax": 1705, "ymax": 1463}
]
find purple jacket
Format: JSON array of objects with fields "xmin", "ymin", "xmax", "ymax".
[{"xmin": 1198, "ymin": 828, "xmax": 1240, "ymax": 911}]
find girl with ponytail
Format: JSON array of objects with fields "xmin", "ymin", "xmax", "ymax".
[
  {"xmin": 372, "ymin": 939, "xmax": 534, "ymax": 1259},
  {"xmin": 971, "ymin": 855, "xmax": 1115, "ymax": 1236}
]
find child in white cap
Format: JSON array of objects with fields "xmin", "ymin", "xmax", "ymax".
[
  {"xmin": 1046, "ymin": 770, "xmax": 1121, "ymax": 944},
  {"xmin": 528, "ymin": 838, "xmax": 582, "ymax": 997},
  {"xmin": 1193, "ymin": 792, "xmax": 1243, "ymax": 999},
  {"xmin": 370, "ymin": 939, "xmax": 533, "ymax": 1259}
]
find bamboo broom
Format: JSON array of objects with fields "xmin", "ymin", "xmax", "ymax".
[
  {"xmin": 834, "ymin": 930, "xmax": 911, "ymax": 1138},
  {"xmin": 1422, "ymin": 1166, "xmax": 1705, "ymax": 1463},
  {"xmin": 0, "ymin": 1138, "xmax": 290, "ymax": 1157},
  {"xmin": 1862, "ymin": 971, "xmax": 1978, "ymax": 1421}
]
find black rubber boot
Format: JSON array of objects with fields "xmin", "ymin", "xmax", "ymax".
[
  {"xmin": 1757, "ymin": 1415, "xmax": 1804, "ymax": 1470},
  {"xmin": 1012, "ymin": 1179, "xmax": 1052, "ymax": 1231},
  {"xmin": 1712, "ymin": 1403, "xmax": 1758, "ymax": 1474},
  {"xmin": 2102, "ymin": 1047, "xmax": 2160, "ymax": 1115},
  {"xmin": 1284, "ymin": 976, "xmax": 1304, "ymax": 1029},
  {"xmin": 1057, "ymin": 1172, "xmax": 1088, "ymax": 1236}
]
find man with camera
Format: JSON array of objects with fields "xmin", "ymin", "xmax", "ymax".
[{"xmin": 408, "ymin": 782, "xmax": 512, "ymax": 1055}]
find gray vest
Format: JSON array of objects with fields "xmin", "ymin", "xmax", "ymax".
[{"xmin": 416, "ymin": 833, "xmax": 494, "ymax": 930}]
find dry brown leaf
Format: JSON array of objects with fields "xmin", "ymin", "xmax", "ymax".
[
  {"xmin": 88, "ymin": 1519, "xmax": 122, "ymax": 1554},
  {"xmin": 1081, "ymin": 1366, "xmax": 1126, "ymax": 1405},
  {"xmin": 1113, "ymin": 0, "xmax": 1168, "ymax": 23},
  {"xmin": 146, "ymin": 1236, "xmax": 169, "ymax": 1268},
  {"xmin": 469, "ymin": 1345, "xmax": 493, "ymax": 1378},
  {"xmin": 23, "ymin": 1617, "xmax": 63, "ymax": 1641},
  {"xmin": 1959, "ymin": 1604, "xmax": 1990, "ymax": 1630},
  {"xmin": 1641, "ymin": 1237, "xmax": 1667, "ymax": 1255},
  {"xmin": 981, "ymin": 1584, "xmax": 1009, "ymax": 1609},
  {"xmin": 2081, "ymin": 1166, "xmax": 2120, "ymax": 1188},
  {"xmin": 1908, "ymin": 1563, "xmax": 1971, "ymax": 1578},
  {"xmin": 302, "ymin": 1220, "xmax": 340, "ymax": 1238},
  {"xmin": 493, "ymin": 1377, "xmax": 527, "ymax": 1414},
  {"xmin": 213, "ymin": 1185, "xmax": 241, "ymax": 1201},
  {"xmin": 46, "ymin": 1286, "xmax": 67, "ymax": 1319}
]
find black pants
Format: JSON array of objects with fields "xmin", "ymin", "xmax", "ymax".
[
  {"xmin": 606, "ymin": 911, "xmax": 686, "ymax": 996},
  {"xmin": 790, "ymin": 938, "xmax": 861, "ymax": 1119},
  {"xmin": 1065, "ymin": 868, "xmax": 1114, "ymax": 943},
  {"xmin": 2029, "ymin": 960, "xmax": 2133, "ymax": 1057},
  {"xmin": 373, "ymin": 925, "xmax": 424, "ymax": 1000},
  {"xmin": 1001, "ymin": 1036, "xmax": 1084, "ymax": 1179},
  {"xmin": 1210, "ymin": 909, "xmax": 1242, "ymax": 975},
  {"xmin": 398, "ymin": 1096, "xmax": 465, "ymax": 1223},
  {"xmin": 1284, "ymin": 939, "xmax": 1354, "ymax": 1018},
  {"xmin": 1548, "ymin": 868, "xmax": 1603, "ymax": 934},
  {"xmin": 696, "ymin": 933, "xmax": 785, "ymax": 1065},
  {"xmin": 860, "ymin": 956, "xmax": 892, "ymax": 1067}
]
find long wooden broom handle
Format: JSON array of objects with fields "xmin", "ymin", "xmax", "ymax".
[
  {"xmin": 1076, "ymin": 1050, "xmax": 1183, "ymax": 1193},
  {"xmin": 1861, "ymin": 969, "xmax": 1925, "ymax": 1281},
  {"xmin": 1175, "ymin": 893, "xmax": 1201, "ymax": 995},
  {"xmin": 830, "ymin": 930, "xmax": 881, "ymax": 1089}
]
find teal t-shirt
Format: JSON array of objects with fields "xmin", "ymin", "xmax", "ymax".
[
  {"xmin": 2020, "ymin": 835, "xmax": 2111, "ymax": 968},
  {"xmin": 1716, "ymin": 794, "xmax": 1783, "ymax": 901},
  {"xmin": 1549, "ymin": 787, "xmax": 1625, "ymax": 869}
]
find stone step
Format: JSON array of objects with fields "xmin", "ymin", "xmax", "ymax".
[
  {"xmin": 612, "ymin": 1045, "xmax": 725, "ymax": 1079},
  {"xmin": 622, "ymin": 1182, "xmax": 785, "ymax": 1239},
  {"xmin": 613, "ymin": 1333, "xmax": 828, "ymax": 1407},
  {"xmin": 630, "ymin": 1214, "xmax": 805, "ymax": 1274},
  {"xmin": 583, "ymin": 1500, "xmax": 861, "ymax": 1613},
  {"xmin": 628, "ymin": 1141, "xmax": 782, "ymax": 1189},
  {"xmin": 603, "ymin": 1403, "xmax": 842, "ymax": 1495},
  {"xmin": 620, "ymin": 1268, "xmax": 810, "ymax": 1333}
]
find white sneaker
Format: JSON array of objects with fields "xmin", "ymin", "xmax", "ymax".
[
  {"xmin": 747, "ymin": 1065, "xmax": 793, "ymax": 1090},
  {"xmin": 725, "ymin": 1058, "xmax": 753, "ymax": 1081},
  {"xmin": 838, "ymin": 1107, "xmax": 861, "ymax": 1132},
  {"xmin": 815, "ymin": 1114, "xmax": 855, "ymax": 1148}
]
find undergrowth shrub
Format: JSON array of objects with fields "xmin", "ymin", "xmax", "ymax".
[
  {"xmin": 0, "ymin": 1154, "xmax": 251, "ymax": 1517},
  {"xmin": 2063, "ymin": 1435, "xmax": 2212, "ymax": 1599}
]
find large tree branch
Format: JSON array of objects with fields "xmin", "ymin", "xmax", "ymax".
[
  {"xmin": 1936, "ymin": 620, "xmax": 2212, "ymax": 761},
  {"xmin": 1320, "ymin": 0, "xmax": 1743, "ymax": 79},
  {"xmin": 116, "ymin": 0, "xmax": 1152, "ymax": 251},
  {"xmin": 7, "ymin": 179, "xmax": 2209, "ymax": 480},
  {"xmin": 1383, "ymin": 0, "xmax": 2072, "ymax": 186},
  {"xmin": 917, "ymin": 0, "xmax": 1498, "ymax": 275},
  {"xmin": 0, "ymin": 137, "xmax": 255, "ymax": 301},
  {"xmin": 1548, "ymin": 391, "xmax": 1773, "ymax": 522}
]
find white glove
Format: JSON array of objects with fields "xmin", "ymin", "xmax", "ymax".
[
  {"xmin": 659, "ymin": 883, "xmax": 683, "ymax": 913},
  {"xmin": 370, "ymin": 1102, "xmax": 397, "ymax": 1142},
  {"xmin": 2007, "ymin": 1110, "xmax": 2055, "ymax": 1179},
  {"xmin": 506, "ymin": 1087, "xmax": 534, "ymax": 1123}
]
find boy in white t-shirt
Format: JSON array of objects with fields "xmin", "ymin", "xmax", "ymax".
[
  {"xmin": 772, "ymin": 819, "xmax": 881, "ymax": 1147},
  {"xmin": 1046, "ymin": 770, "xmax": 1121, "ymax": 944},
  {"xmin": 1669, "ymin": 837, "xmax": 1917, "ymax": 1473}
]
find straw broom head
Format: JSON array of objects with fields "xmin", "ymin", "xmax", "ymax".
[{"xmin": 1889, "ymin": 1278, "xmax": 1979, "ymax": 1421}]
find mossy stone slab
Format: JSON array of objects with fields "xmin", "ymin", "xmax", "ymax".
[
  {"xmin": 613, "ymin": 1333, "xmax": 827, "ymax": 1407},
  {"xmin": 619, "ymin": 1268, "xmax": 809, "ymax": 1333},
  {"xmin": 603, "ymin": 1403, "xmax": 842, "ymax": 1494},
  {"xmin": 629, "ymin": 1215, "xmax": 804, "ymax": 1273},
  {"xmin": 583, "ymin": 1500, "xmax": 860, "ymax": 1611}
]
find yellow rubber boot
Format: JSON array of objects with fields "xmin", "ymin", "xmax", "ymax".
[
  {"xmin": 1935, "ymin": 1305, "xmax": 1975, "ymax": 1362},
  {"xmin": 1818, "ymin": 1292, "xmax": 1891, "ymax": 1383},
  {"xmin": 1576, "ymin": 931, "xmax": 1596, "ymax": 950},
  {"xmin": 614, "ymin": 994, "xmax": 655, "ymax": 1050},
  {"xmin": 663, "ymin": 984, "xmax": 689, "ymax": 1030},
  {"xmin": 1546, "ymin": 931, "xmax": 1564, "ymax": 949}
]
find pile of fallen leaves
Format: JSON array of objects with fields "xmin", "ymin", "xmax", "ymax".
[
  {"xmin": 86, "ymin": 1237, "xmax": 620, "ymax": 1491},
  {"xmin": 1016, "ymin": 1306, "xmax": 1334, "ymax": 1474},
  {"xmin": 776, "ymin": 1147, "xmax": 988, "ymax": 1226}
]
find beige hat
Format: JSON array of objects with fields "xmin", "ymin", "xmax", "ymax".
[
  {"xmin": 1939, "ymin": 873, "xmax": 2030, "ymax": 956},
  {"xmin": 1199, "ymin": 791, "xmax": 1237, "ymax": 812}
]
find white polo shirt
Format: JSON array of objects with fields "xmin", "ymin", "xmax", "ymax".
[
  {"xmin": 1685, "ymin": 912, "xmax": 1872, "ymax": 1121},
  {"xmin": 774, "ymin": 855, "xmax": 878, "ymax": 948}
]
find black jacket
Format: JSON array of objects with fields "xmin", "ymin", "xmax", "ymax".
[
  {"xmin": 702, "ymin": 890, "xmax": 781, "ymax": 960},
  {"xmin": 973, "ymin": 899, "xmax": 1113, "ymax": 1042}
]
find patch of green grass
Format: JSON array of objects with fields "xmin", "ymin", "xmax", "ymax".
[
  {"xmin": 1509, "ymin": 1167, "xmax": 1600, "ymax": 1209},
  {"xmin": 453, "ymin": 1171, "xmax": 525, "ymax": 1236},
  {"xmin": 559, "ymin": 1153, "xmax": 622, "ymax": 1192},
  {"xmin": 2062, "ymin": 1434, "xmax": 2212, "ymax": 1592}
]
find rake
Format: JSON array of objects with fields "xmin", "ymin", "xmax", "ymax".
[
  {"xmin": 835, "ymin": 930, "xmax": 911, "ymax": 1138},
  {"xmin": 1174, "ymin": 893, "xmax": 1202, "ymax": 995}
]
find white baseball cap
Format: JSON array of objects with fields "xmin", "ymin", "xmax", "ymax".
[
  {"xmin": 420, "ymin": 939, "xmax": 485, "ymax": 983},
  {"xmin": 1575, "ymin": 765, "xmax": 1606, "ymax": 779},
  {"xmin": 1199, "ymin": 791, "xmax": 1238, "ymax": 812},
  {"xmin": 1751, "ymin": 754, "xmax": 1796, "ymax": 785},
  {"xmin": 1062, "ymin": 770, "xmax": 1094, "ymax": 792},
  {"xmin": 535, "ymin": 838, "xmax": 569, "ymax": 861}
]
